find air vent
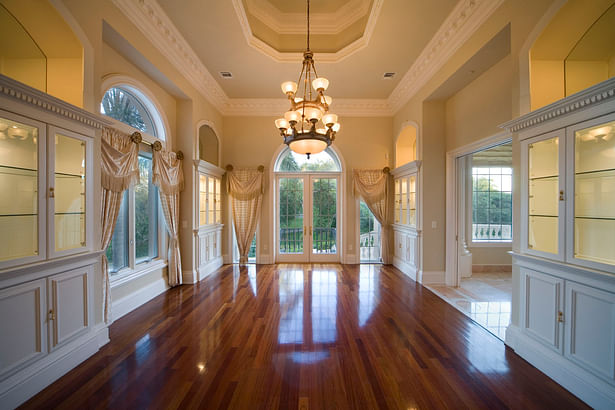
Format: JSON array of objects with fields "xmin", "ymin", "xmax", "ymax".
[
  {"xmin": 383, "ymin": 72, "xmax": 396, "ymax": 79},
  {"xmin": 219, "ymin": 71, "xmax": 233, "ymax": 79}
]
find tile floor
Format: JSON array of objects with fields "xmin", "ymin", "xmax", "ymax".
[{"xmin": 426, "ymin": 271, "xmax": 512, "ymax": 340}]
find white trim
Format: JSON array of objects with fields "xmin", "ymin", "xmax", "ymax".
[
  {"xmin": 195, "ymin": 119, "xmax": 222, "ymax": 165},
  {"xmin": 231, "ymin": 0, "xmax": 384, "ymax": 64},
  {"xmin": 111, "ymin": 0, "xmax": 504, "ymax": 117},
  {"xmin": 469, "ymin": 241, "xmax": 513, "ymax": 248},
  {"xmin": 445, "ymin": 131, "xmax": 512, "ymax": 286},
  {"xmin": 110, "ymin": 277, "xmax": 168, "ymax": 322},
  {"xmin": 508, "ymin": 325, "xmax": 615, "ymax": 409},
  {"xmin": 100, "ymin": 74, "xmax": 171, "ymax": 146},
  {"xmin": 109, "ymin": 259, "xmax": 167, "ymax": 288},
  {"xmin": 244, "ymin": 0, "xmax": 370, "ymax": 36},
  {"xmin": 0, "ymin": 324, "xmax": 107, "ymax": 409},
  {"xmin": 387, "ymin": 0, "xmax": 505, "ymax": 113},
  {"xmin": 421, "ymin": 270, "xmax": 445, "ymax": 285}
]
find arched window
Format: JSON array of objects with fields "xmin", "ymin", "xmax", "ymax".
[
  {"xmin": 275, "ymin": 147, "xmax": 341, "ymax": 172},
  {"xmin": 100, "ymin": 86, "xmax": 165, "ymax": 140}
]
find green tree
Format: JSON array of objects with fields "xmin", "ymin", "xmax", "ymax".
[{"xmin": 101, "ymin": 88, "xmax": 146, "ymax": 132}]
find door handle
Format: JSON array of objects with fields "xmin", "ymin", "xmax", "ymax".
[
  {"xmin": 304, "ymin": 226, "xmax": 307, "ymax": 236},
  {"xmin": 310, "ymin": 226, "xmax": 312, "ymax": 235}
]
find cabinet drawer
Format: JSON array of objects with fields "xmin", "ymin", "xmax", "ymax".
[
  {"xmin": 565, "ymin": 281, "xmax": 615, "ymax": 383},
  {"xmin": 48, "ymin": 267, "xmax": 91, "ymax": 351},
  {"xmin": 0, "ymin": 279, "xmax": 47, "ymax": 381},
  {"xmin": 521, "ymin": 268, "xmax": 564, "ymax": 352}
]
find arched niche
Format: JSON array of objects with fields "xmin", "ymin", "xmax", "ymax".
[
  {"xmin": 395, "ymin": 124, "xmax": 417, "ymax": 168},
  {"xmin": 529, "ymin": 0, "xmax": 615, "ymax": 110},
  {"xmin": 199, "ymin": 124, "xmax": 219, "ymax": 166},
  {"xmin": 0, "ymin": 0, "xmax": 84, "ymax": 107}
]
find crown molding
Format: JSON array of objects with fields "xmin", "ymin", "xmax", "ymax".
[
  {"xmin": 245, "ymin": 0, "xmax": 370, "ymax": 35},
  {"xmin": 0, "ymin": 74, "xmax": 112, "ymax": 129},
  {"xmin": 113, "ymin": 0, "xmax": 502, "ymax": 118},
  {"xmin": 387, "ymin": 0, "xmax": 505, "ymax": 113},
  {"xmin": 231, "ymin": 0, "xmax": 383, "ymax": 63},
  {"xmin": 111, "ymin": 0, "xmax": 229, "ymax": 110},
  {"xmin": 500, "ymin": 77, "xmax": 615, "ymax": 133}
]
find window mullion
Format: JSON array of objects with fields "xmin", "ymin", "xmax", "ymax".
[{"xmin": 129, "ymin": 186, "xmax": 136, "ymax": 269}]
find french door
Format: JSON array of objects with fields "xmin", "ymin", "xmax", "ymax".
[{"xmin": 276, "ymin": 174, "xmax": 339, "ymax": 262}]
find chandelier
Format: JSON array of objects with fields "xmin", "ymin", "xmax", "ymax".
[{"xmin": 274, "ymin": 0, "xmax": 340, "ymax": 159}]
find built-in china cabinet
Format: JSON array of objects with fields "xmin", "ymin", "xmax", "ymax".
[
  {"xmin": 190, "ymin": 160, "xmax": 224, "ymax": 283},
  {"xmin": 392, "ymin": 160, "xmax": 422, "ymax": 281},
  {"xmin": 501, "ymin": 77, "xmax": 615, "ymax": 409},
  {"xmin": 0, "ymin": 75, "xmax": 109, "ymax": 408}
]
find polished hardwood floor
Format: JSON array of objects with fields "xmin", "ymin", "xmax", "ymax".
[{"xmin": 22, "ymin": 264, "xmax": 587, "ymax": 409}]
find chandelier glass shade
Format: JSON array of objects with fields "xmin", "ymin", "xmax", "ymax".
[{"xmin": 275, "ymin": 0, "xmax": 339, "ymax": 158}]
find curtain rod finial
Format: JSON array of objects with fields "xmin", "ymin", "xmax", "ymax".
[
  {"xmin": 176, "ymin": 151, "xmax": 184, "ymax": 160},
  {"xmin": 383, "ymin": 166, "xmax": 390, "ymax": 174},
  {"xmin": 153, "ymin": 141, "xmax": 162, "ymax": 151},
  {"xmin": 258, "ymin": 165, "xmax": 265, "ymax": 172},
  {"xmin": 130, "ymin": 132, "xmax": 142, "ymax": 144},
  {"xmin": 226, "ymin": 164, "xmax": 234, "ymax": 172}
]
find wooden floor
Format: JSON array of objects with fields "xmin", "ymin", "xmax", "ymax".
[{"xmin": 21, "ymin": 264, "xmax": 587, "ymax": 409}]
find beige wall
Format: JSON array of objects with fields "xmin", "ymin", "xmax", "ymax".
[
  {"xmin": 469, "ymin": 247, "xmax": 512, "ymax": 265},
  {"xmin": 530, "ymin": 59, "xmax": 564, "ymax": 111},
  {"xmin": 222, "ymin": 116, "xmax": 393, "ymax": 263}
]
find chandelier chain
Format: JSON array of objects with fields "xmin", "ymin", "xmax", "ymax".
[{"xmin": 307, "ymin": 0, "xmax": 310, "ymax": 51}]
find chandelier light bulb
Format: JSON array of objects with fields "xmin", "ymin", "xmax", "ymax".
[
  {"xmin": 323, "ymin": 113, "xmax": 338, "ymax": 126},
  {"xmin": 332, "ymin": 123, "xmax": 341, "ymax": 132},
  {"xmin": 281, "ymin": 81, "xmax": 298, "ymax": 95},
  {"xmin": 284, "ymin": 110, "xmax": 300, "ymax": 123},
  {"xmin": 312, "ymin": 77, "xmax": 329, "ymax": 91},
  {"xmin": 275, "ymin": 118, "xmax": 289, "ymax": 129}
]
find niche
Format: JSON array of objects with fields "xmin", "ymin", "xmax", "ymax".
[
  {"xmin": 198, "ymin": 124, "xmax": 219, "ymax": 166},
  {"xmin": 395, "ymin": 125, "xmax": 417, "ymax": 168}
]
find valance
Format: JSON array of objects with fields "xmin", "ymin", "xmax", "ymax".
[{"xmin": 101, "ymin": 127, "xmax": 140, "ymax": 192}]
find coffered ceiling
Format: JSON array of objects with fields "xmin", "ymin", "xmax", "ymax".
[{"xmin": 112, "ymin": 0, "xmax": 505, "ymax": 115}]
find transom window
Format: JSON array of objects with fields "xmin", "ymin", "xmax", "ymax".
[
  {"xmin": 100, "ymin": 86, "xmax": 164, "ymax": 140},
  {"xmin": 275, "ymin": 147, "xmax": 341, "ymax": 172}
]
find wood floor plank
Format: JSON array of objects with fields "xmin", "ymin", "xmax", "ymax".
[{"xmin": 20, "ymin": 264, "xmax": 588, "ymax": 410}]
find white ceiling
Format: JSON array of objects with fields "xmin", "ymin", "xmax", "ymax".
[{"xmin": 112, "ymin": 0, "xmax": 505, "ymax": 115}]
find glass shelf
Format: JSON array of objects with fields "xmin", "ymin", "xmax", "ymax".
[{"xmin": 529, "ymin": 174, "xmax": 558, "ymax": 181}]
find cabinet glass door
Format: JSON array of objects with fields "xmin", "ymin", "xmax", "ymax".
[
  {"xmin": 207, "ymin": 176, "xmax": 214, "ymax": 225},
  {"xmin": 199, "ymin": 174, "xmax": 207, "ymax": 226},
  {"xmin": 215, "ymin": 178, "xmax": 221, "ymax": 224},
  {"xmin": 394, "ymin": 179, "xmax": 400, "ymax": 224},
  {"xmin": 52, "ymin": 130, "xmax": 86, "ymax": 253},
  {"xmin": 0, "ymin": 113, "xmax": 44, "ymax": 264},
  {"xmin": 409, "ymin": 175, "xmax": 417, "ymax": 227},
  {"xmin": 573, "ymin": 119, "xmax": 615, "ymax": 267},
  {"xmin": 401, "ymin": 177, "xmax": 408, "ymax": 225},
  {"xmin": 528, "ymin": 135, "xmax": 561, "ymax": 255}
]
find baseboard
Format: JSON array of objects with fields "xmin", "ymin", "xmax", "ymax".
[
  {"xmin": 0, "ymin": 326, "xmax": 105, "ymax": 409},
  {"xmin": 111, "ymin": 278, "xmax": 168, "ymax": 322},
  {"xmin": 196, "ymin": 256, "xmax": 223, "ymax": 281},
  {"xmin": 511, "ymin": 327, "xmax": 615, "ymax": 409},
  {"xmin": 421, "ymin": 270, "xmax": 445, "ymax": 285},
  {"xmin": 182, "ymin": 269, "xmax": 197, "ymax": 284},
  {"xmin": 343, "ymin": 254, "xmax": 360, "ymax": 264},
  {"xmin": 472, "ymin": 264, "xmax": 512, "ymax": 273},
  {"xmin": 504, "ymin": 324, "xmax": 520, "ymax": 350},
  {"xmin": 393, "ymin": 256, "xmax": 419, "ymax": 282},
  {"xmin": 257, "ymin": 254, "xmax": 273, "ymax": 264},
  {"xmin": 223, "ymin": 254, "xmax": 232, "ymax": 264}
]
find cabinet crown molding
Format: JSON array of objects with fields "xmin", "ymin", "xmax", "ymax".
[
  {"xmin": 500, "ymin": 77, "xmax": 615, "ymax": 133},
  {"xmin": 0, "ymin": 75, "xmax": 112, "ymax": 129}
]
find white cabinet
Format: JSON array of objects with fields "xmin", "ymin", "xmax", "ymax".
[
  {"xmin": 0, "ymin": 74, "xmax": 107, "ymax": 408},
  {"xmin": 0, "ymin": 279, "xmax": 46, "ymax": 381},
  {"xmin": 520, "ymin": 268, "xmax": 564, "ymax": 353},
  {"xmin": 502, "ymin": 77, "xmax": 615, "ymax": 408},
  {"xmin": 565, "ymin": 281, "xmax": 615, "ymax": 384},
  {"xmin": 48, "ymin": 267, "xmax": 92, "ymax": 351},
  {"xmin": 392, "ymin": 160, "xmax": 422, "ymax": 281}
]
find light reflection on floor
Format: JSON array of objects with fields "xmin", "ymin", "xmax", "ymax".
[{"xmin": 427, "ymin": 272, "xmax": 512, "ymax": 341}]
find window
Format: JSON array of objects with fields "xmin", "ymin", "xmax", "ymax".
[
  {"xmin": 472, "ymin": 166, "xmax": 512, "ymax": 242},
  {"xmin": 198, "ymin": 174, "xmax": 222, "ymax": 226},
  {"xmin": 275, "ymin": 147, "xmax": 341, "ymax": 172},
  {"xmin": 360, "ymin": 201, "xmax": 381, "ymax": 262},
  {"xmin": 106, "ymin": 151, "xmax": 160, "ymax": 274}
]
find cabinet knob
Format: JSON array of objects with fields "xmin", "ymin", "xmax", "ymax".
[
  {"xmin": 48, "ymin": 309, "xmax": 55, "ymax": 321},
  {"xmin": 557, "ymin": 311, "xmax": 564, "ymax": 323},
  {"xmin": 49, "ymin": 187, "xmax": 55, "ymax": 198},
  {"xmin": 559, "ymin": 190, "xmax": 564, "ymax": 201}
]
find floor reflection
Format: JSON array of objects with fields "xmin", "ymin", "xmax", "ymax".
[
  {"xmin": 312, "ymin": 270, "xmax": 337, "ymax": 343},
  {"xmin": 426, "ymin": 272, "xmax": 512, "ymax": 341},
  {"xmin": 358, "ymin": 264, "xmax": 380, "ymax": 327},
  {"xmin": 278, "ymin": 269, "xmax": 304, "ymax": 344}
]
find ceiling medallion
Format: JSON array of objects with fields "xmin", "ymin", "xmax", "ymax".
[{"xmin": 274, "ymin": 0, "xmax": 340, "ymax": 159}]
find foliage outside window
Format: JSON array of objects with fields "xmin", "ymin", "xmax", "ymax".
[
  {"xmin": 106, "ymin": 153, "xmax": 159, "ymax": 274},
  {"xmin": 276, "ymin": 148, "xmax": 340, "ymax": 172},
  {"xmin": 101, "ymin": 87, "xmax": 158, "ymax": 138},
  {"xmin": 472, "ymin": 167, "xmax": 512, "ymax": 242}
]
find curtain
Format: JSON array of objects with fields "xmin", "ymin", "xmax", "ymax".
[
  {"xmin": 227, "ymin": 167, "xmax": 264, "ymax": 264},
  {"xmin": 100, "ymin": 127, "xmax": 140, "ymax": 323},
  {"xmin": 152, "ymin": 146, "xmax": 184, "ymax": 286},
  {"xmin": 353, "ymin": 169, "xmax": 391, "ymax": 264}
]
